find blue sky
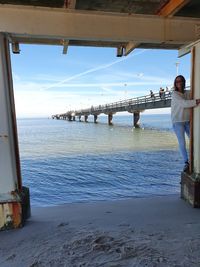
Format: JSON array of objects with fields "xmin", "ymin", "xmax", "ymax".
[{"xmin": 11, "ymin": 44, "xmax": 191, "ymax": 118}]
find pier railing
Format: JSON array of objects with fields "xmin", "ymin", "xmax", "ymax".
[
  {"xmin": 52, "ymin": 90, "xmax": 174, "ymax": 120},
  {"xmin": 52, "ymin": 87, "xmax": 191, "ymax": 126},
  {"xmin": 74, "ymin": 91, "xmax": 172, "ymax": 116}
]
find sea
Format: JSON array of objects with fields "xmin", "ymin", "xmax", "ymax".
[{"xmin": 17, "ymin": 113, "xmax": 184, "ymax": 207}]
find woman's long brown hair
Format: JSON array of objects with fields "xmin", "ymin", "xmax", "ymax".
[{"xmin": 174, "ymin": 75, "xmax": 186, "ymax": 93}]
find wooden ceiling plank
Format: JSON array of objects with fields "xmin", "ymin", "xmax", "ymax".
[
  {"xmin": 178, "ymin": 45, "xmax": 191, "ymax": 57},
  {"xmin": 67, "ymin": 0, "xmax": 76, "ymax": 9},
  {"xmin": 157, "ymin": 0, "xmax": 190, "ymax": 17},
  {"xmin": 178, "ymin": 39, "xmax": 200, "ymax": 57},
  {"xmin": 124, "ymin": 42, "xmax": 139, "ymax": 56},
  {"xmin": 62, "ymin": 40, "xmax": 69, "ymax": 54}
]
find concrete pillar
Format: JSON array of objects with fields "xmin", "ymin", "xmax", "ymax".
[
  {"xmin": 181, "ymin": 43, "xmax": 200, "ymax": 207},
  {"xmin": 67, "ymin": 115, "xmax": 72, "ymax": 121},
  {"xmin": 72, "ymin": 116, "xmax": 75, "ymax": 121},
  {"xmin": 193, "ymin": 43, "xmax": 200, "ymax": 176},
  {"xmin": 84, "ymin": 115, "xmax": 88, "ymax": 122},
  {"xmin": 94, "ymin": 114, "xmax": 98, "ymax": 123},
  {"xmin": 133, "ymin": 112, "xmax": 140, "ymax": 128},
  {"xmin": 108, "ymin": 113, "xmax": 113, "ymax": 125},
  {"xmin": 0, "ymin": 33, "xmax": 30, "ymax": 230},
  {"xmin": 79, "ymin": 115, "xmax": 81, "ymax": 121}
]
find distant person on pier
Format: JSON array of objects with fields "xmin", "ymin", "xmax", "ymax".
[
  {"xmin": 150, "ymin": 90, "xmax": 155, "ymax": 99},
  {"xmin": 171, "ymin": 75, "xmax": 200, "ymax": 172},
  {"xmin": 159, "ymin": 87, "xmax": 165, "ymax": 99}
]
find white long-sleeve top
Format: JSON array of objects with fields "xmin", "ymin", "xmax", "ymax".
[{"xmin": 171, "ymin": 90, "xmax": 196, "ymax": 123}]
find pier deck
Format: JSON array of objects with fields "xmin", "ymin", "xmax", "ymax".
[{"xmin": 52, "ymin": 91, "xmax": 172, "ymax": 126}]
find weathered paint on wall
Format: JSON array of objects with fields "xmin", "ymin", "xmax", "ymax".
[{"xmin": 0, "ymin": 202, "xmax": 22, "ymax": 230}]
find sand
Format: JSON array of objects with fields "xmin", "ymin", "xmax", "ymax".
[{"xmin": 0, "ymin": 195, "xmax": 200, "ymax": 267}]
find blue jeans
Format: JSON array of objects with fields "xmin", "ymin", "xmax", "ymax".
[{"xmin": 173, "ymin": 122, "xmax": 190, "ymax": 163}]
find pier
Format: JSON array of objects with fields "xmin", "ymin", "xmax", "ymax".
[{"xmin": 52, "ymin": 91, "xmax": 172, "ymax": 127}]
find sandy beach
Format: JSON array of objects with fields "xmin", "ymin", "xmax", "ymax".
[{"xmin": 1, "ymin": 195, "xmax": 200, "ymax": 267}]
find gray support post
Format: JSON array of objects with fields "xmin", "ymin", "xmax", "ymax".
[
  {"xmin": 181, "ymin": 43, "xmax": 200, "ymax": 207},
  {"xmin": 133, "ymin": 112, "xmax": 140, "ymax": 128},
  {"xmin": 79, "ymin": 115, "xmax": 81, "ymax": 121},
  {"xmin": 193, "ymin": 43, "xmax": 200, "ymax": 175},
  {"xmin": 108, "ymin": 114, "xmax": 113, "ymax": 125},
  {"xmin": 84, "ymin": 115, "xmax": 88, "ymax": 122},
  {"xmin": 0, "ymin": 33, "xmax": 30, "ymax": 230},
  {"xmin": 94, "ymin": 114, "xmax": 98, "ymax": 123}
]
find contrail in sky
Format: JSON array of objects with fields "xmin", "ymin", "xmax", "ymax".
[{"xmin": 42, "ymin": 49, "xmax": 147, "ymax": 90}]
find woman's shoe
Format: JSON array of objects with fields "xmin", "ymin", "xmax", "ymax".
[{"xmin": 183, "ymin": 162, "xmax": 189, "ymax": 172}]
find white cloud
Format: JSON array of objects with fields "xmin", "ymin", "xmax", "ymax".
[
  {"xmin": 13, "ymin": 70, "xmax": 174, "ymax": 117},
  {"xmin": 12, "ymin": 72, "xmax": 21, "ymax": 82},
  {"xmin": 40, "ymin": 49, "xmax": 147, "ymax": 91},
  {"xmin": 14, "ymin": 75, "xmax": 172, "ymax": 90}
]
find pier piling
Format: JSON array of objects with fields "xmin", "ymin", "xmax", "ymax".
[
  {"xmin": 108, "ymin": 114, "xmax": 113, "ymax": 125},
  {"xmin": 94, "ymin": 114, "xmax": 98, "ymax": 123},
  {"xmin": 133, "ymin": 112, "xmax": 140, "ymax": 128}
]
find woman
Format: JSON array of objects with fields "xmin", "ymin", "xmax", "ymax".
[{"xmin": 171, "ymin": 75, "xmax": 200, "ymax": 172}]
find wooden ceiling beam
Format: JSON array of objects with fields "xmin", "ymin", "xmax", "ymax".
[
  {"xmin": 157, "ymin": 0, "xmax": 190, "ymax": 17},
  {"xmin": 0, "ymin": 5, "xmax": 200, "ymax": 47}
]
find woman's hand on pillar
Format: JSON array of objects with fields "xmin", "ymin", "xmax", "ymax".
[{"xmin": 196, "ymin": 99, "xmax": 200, "ymax": 105}]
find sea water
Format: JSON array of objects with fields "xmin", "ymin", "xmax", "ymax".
[{"xmin": 17, "ymin": 114, "xmax": 183, "ymax": 207}]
